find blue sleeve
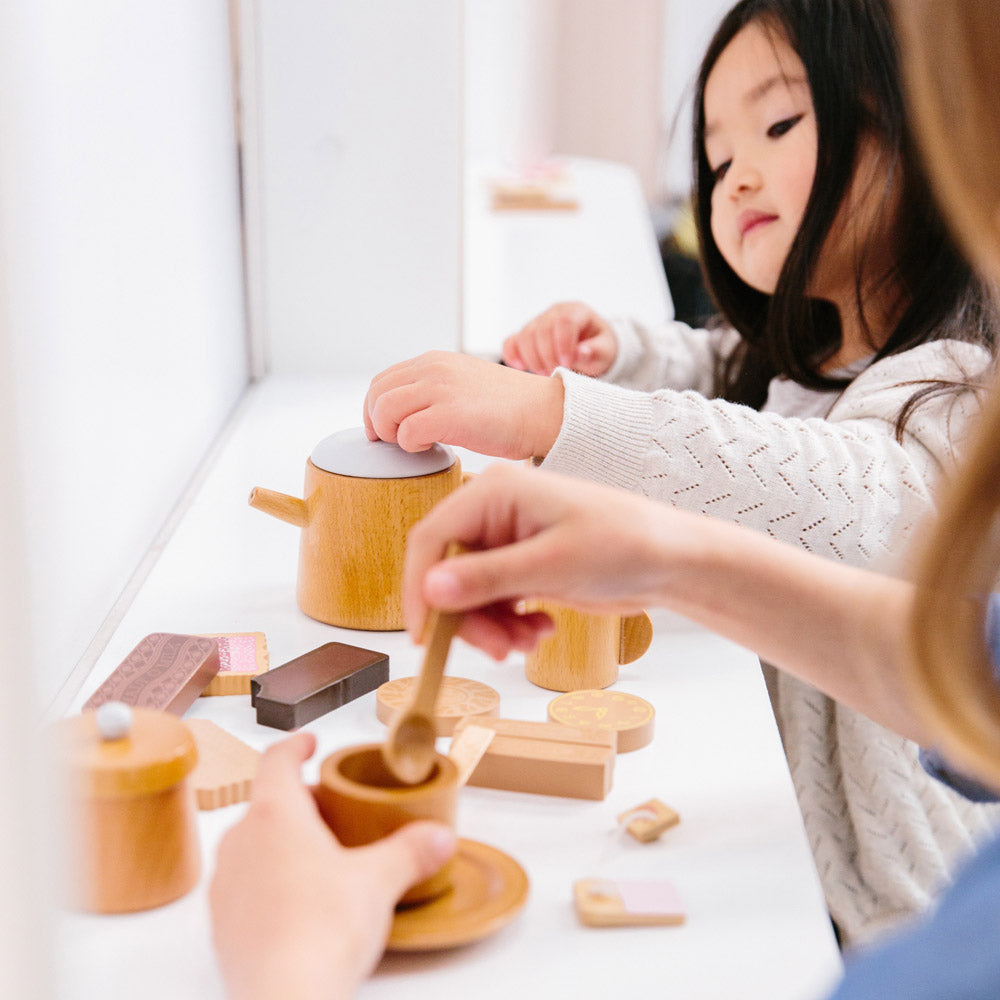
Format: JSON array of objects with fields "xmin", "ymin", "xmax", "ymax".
[{"xmin": 918, "ymin": 594, "xmax": 1000, "ymax": 803}]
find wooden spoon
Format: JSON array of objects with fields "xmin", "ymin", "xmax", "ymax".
[{"xmin": 382, "ymin": 543, "xmax": 464, "ymax": 784}]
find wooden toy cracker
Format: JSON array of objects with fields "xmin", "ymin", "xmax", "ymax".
[
  {"xmin": 618, "ymin": 797, "xmax": 681, "ymax": 843},
  {"xmin": 376, "ymin": 675, "xmax": 500, "ymax": 736},
  {"xmin": 83, "ymin": 633, "xmax": 220, "ymax": 716},
  {"xmin": 452, "ymin": 716, "xmax": 615, "ymax": 800},
  {"xmin": 198, "ymin": 632, "xmax": 269, "ymax": 696},
  {"xmin": 251, "ymin": 642, "xmax": 389, "ymax": 730},
  {"xmin": 574, "ymin": 878, "xmax": 686, "ymax": 927},
  {"xmin": 185, "ymin": 719, "xmax": 260, "ymax": 810},
  {"xmin": 547, "ymin": 689, "xmax": 655, "ymax": 752}
]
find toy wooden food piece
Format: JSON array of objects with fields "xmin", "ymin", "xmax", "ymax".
[
  {"xmin": 574, "ymin": 878, "xmax": 686, "ymax": 927},
  {"xmin": 185, "ymin": 719, "xmax": 260, "ymax": 810},
  {"xmin": 55, "ymin": 702, "xmax": 200, "ymax": 913},
  {"xmin": 198, "ymin": 631, "xmax": 269, "ymax": 696},
  {"xmin": 618, "ymin": 797, "xmax": 680, "ymax": 843},
  {"xmin": 547, "ymin": 689, "xmax": 655, "ymax": 753},
  {"xmin": 82, "ymin": 633, "xmax": 220, "ymax": 715},
  {"xmin": 383, "ymin": 605, "xmax": 462, "ymax": 784},
  {"xmin": 452, "ymin": 717, "xmax": 615, "ymax": 800},
  {"xmin": 376, "ymin": 675, "xmax": 500, "ymax": 736},
  {"xmin": 251, "ymin": 641, "xmax": 389, "ymax": 730}
]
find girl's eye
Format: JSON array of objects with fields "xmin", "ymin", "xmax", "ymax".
[
  {"xmin": 712, "ymin": 160, "xmax": 731, "ymax": 182},
  {"xmin": 767, "ymin": 113, "xmax": 804, "ymax": 138}
]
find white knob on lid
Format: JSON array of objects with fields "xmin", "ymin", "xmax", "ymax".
[
  {"xmin": 96, "ymin": 701, "xmax": 133, "ymax": 741},
  {"xmin": 310, "ymin": 427, "xmax": 455, "ymax": 479}
]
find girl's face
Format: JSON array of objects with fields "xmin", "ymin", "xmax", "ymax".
[{"xmin": 704, "ymin": 22, "xmax": 817, "ymax": 294}]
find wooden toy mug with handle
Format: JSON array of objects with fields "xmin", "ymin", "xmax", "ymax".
[
  {"xmin": 248, "ymin": 427, "xmax": 463, "ymax": 631},
  {"xmin": 523, "ymin": 602, "xmax": 654, "ymax": 692}
]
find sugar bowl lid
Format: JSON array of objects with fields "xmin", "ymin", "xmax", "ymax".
[
  {"xmin": 57, "ymin": 704, "xmax": 198, "ymax": 798},
  {"xmin": 310, "ymin": 427, "xmax": 456, "ymax": 479}
]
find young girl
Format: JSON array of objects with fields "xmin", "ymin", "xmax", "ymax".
[{"xmin": 364, "ymin": 0, "xmax": 1000, "ymax": 945}]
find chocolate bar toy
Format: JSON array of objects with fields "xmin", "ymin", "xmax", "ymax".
[{"xmin": 251, "ymin": 642, "xmax": 389, "ymax": 731}]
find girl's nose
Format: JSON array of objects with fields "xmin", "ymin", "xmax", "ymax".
[{"xmin": 728, "ymin": 159, "xmax": 763, "ymax": 196}]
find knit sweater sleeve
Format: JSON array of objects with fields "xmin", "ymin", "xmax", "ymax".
[
  {"xmin": 601, "ymin": 315, "xmax": 740, "ymax": 394},
  {"xmin": 543, "ymin": 339, "xmax": 991, "ymax": 572}
]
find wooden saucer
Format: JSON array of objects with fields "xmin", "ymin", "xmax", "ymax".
[
  {"xmin": 388, "ymin": 838, "xmax": 529, "ymax": 951},
  {"xmin": 376, "ymin": 676, "xmax": 500, "ymax": 736},
  {"xmin": 547, "ymin": 689, "xmax": 655, "ymax": 753}
]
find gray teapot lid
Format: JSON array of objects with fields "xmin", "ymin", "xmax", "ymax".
[{"xmin": 310, "ymin": 427, "xmax": 456, "ymax": 479}]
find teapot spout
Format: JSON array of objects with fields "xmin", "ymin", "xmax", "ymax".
[{"xmin": 248, "ymin": 487, "xmax": 309, "ymax": 528}]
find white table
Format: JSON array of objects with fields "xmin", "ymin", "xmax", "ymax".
[{"xmin": 55, "ymin": 375, "xmax": 841, "ymax": 1000}]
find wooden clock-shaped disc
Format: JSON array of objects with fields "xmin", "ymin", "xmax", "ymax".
[
  {"xmin": 376, "ymin": 676, "xmax": 501, "ymax": 736},
  {"xmin": 547, "ymin": 689, "xmax": 655, "ymax": 753}
]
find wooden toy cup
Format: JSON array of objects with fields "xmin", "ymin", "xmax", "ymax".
[
  {"xmin": 54, "ymin": 704, "xmax": 200, "ymax": 914},
  {"xmin": 523, "ymin": 603, "xmax": 654, "ymax": 692},
  {"xmin": 315, "ymin": 742, "xmax": 459, "ymax": 906},
  {"xmin": 249, "ymin": 428, "xmax": 462, "ymax": 631}
]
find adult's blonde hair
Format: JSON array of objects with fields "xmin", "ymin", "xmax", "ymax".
[{"xmin": 897, "ymin": 0, "xmax": 1000, "ymax": 788}]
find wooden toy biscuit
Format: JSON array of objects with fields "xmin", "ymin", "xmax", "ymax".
[
  {"xmin": 251, "ymin": 642, "xmax": 389, "ymax": 730},
  {"xmin": 547, "ymin": 689, "xmax": 655, "ymax": 752},
  {"xmin": 185, "ymin": 719, "xmax": 260, "ymax": 810},
  {"xmin": 376, "ymin": 675, "xmax": 500, "ymax": 736},
  {"xmin": 83, "ymin": 633, "xmax": 220, "ymax": 716},
  {"xmin": 574, "ymin": 878, "xmax": 686, "ymax": 927},
  {"xmin": 618, "ymin": 797, "xmax": 680, "ymax": 843},
  {"xmin": 198, "ymin": 632, "xmax": 269, "ymax": 696},
  {"xmin": 452, "ymin": 717, "xmax": 615, "ymax": 800}
]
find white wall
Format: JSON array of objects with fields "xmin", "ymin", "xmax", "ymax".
[
  {"xmin": 0, "ymin": 0, "xmax": 249, "ymax": 709},
  {"xmin": 252, "ymin": 0, "xmax": 463, "ymax": 373}
]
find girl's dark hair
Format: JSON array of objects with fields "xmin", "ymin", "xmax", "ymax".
[{"xmin": 693, "ymin": 0, "xmax": 998, "ymax": 419}]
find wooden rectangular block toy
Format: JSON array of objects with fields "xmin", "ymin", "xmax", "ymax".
[
  {"xmin": 82, "ymin": 633, "xmax": 220, "ymax": 716},
  {"xmin": 452, "ymin": 717, "xmax": 615, "ymax": 800},
  {"xmin": 618, "ymin": 798, "xmax": 681, "ymax": 843},
  {"xmin": 198, "ymin": 632, "xmax": 269, "ymax": 696},
  {"xmin": 251, "ymin": 641, "xmax": 389, "ymax": 731}
]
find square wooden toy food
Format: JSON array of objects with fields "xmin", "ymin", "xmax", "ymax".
[{"xmin": 251, "ymin": 641, "xmax": 389, "ymax": 730}]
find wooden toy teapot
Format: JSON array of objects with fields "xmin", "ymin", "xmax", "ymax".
[{"xmin": 249, "ymin": 427, "xmax": 462, "ymax": 631}]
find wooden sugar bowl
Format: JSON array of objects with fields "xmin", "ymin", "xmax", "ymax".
[
  {"xmin": 524, "ymin": 602, "xmax": 654, "ymax": 692},
  {"xmin": 55, "ymin": 703, "xmax": 200, "ymax": 914},
  {"xmin": 249, "ymin": 427, "xmax": 462, "ymax": 631}
]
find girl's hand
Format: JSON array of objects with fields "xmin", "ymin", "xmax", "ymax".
[
  {"xmin": 502, "ymin": 301, "xmax": 618, "ymax": 376},
  {"xmin": 209, "ymin": 733, "xmax": 456, "ymax": 1000},
  {"xmin": 364, "ymin": 351, "xmax": 564, "ymax": 460},
  {"xmin": 402, "ymin": 463, "xmax": 690, "ymax": 658}
]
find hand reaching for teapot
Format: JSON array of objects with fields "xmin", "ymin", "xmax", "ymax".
[
  {"xmin": 363, "ymin": 351, "xmax": 564, "ymax": 461},
  {"xmin": 502, "ymin": 301, "xmax": 618, "ymax": 376}
]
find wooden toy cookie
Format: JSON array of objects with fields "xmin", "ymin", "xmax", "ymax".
[
  {"xmin": 547, "ymin": 689, "xmax": 655, "ymax": 752},
  {"xmin": 83, "ymin": 633, "xmax": 220, "ymax": 716},
  {"xmin": 376, "ymin": 675, "xmax": 500, "ymax": 736},
  {"xmin": 185, "ymin": 719, "xmax": 260, "ymax": 810},
  {"xmin": 198, "ymin": 632, "xmax": 269, "ymax": 696},
  {"xmin": 618, "ymin": 797, "xmax": 680, "ymax": 843},
  {"xmin": 574, "ymin": 878, "xmax": 686, "ymax": 927}
]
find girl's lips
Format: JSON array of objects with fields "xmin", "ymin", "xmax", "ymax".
[{"xmin": 738, "ymin": 210, "xmax": 778, "ymax": 237}]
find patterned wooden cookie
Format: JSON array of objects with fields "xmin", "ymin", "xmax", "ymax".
[
  {"xmin": 547, "ymin": 689, "xmax": 655, "ymax": 752},
  {"xmin": 83, "ymin": 633, "xmax": 220, "ymax": 716},
  {"xmin": 185, "ymin": 719, "xmax": 260, "ymax": 810},
  {"xmin": 199, "ymin": 632, "xmax": 269, "ymax": 696},
  {"xmin": 376, "ymin": 676, "xmax": 500, "ymax": 736}
]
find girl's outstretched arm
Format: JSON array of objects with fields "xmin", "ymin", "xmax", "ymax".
[{"xmin": 404, "ymin": 463, "xmax": 923, "ymax": 745}]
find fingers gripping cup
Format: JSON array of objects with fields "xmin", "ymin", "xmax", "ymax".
[{"xmin": 315, "ymin": 743, "xmax": 459, "ymax": 906}]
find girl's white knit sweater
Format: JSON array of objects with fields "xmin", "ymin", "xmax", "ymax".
[{"xmin": 542, "ymin": 316, "xmax": 999, "ymax": 946}]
